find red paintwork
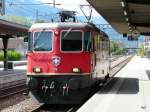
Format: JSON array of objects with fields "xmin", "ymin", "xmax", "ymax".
[
  {"xmin": 27, "ymin": 52, "xmax": 91, "ymax": 74},
  {"xmin": 27, "ymin": 29, "xmax": 94, "ymax": 75}
]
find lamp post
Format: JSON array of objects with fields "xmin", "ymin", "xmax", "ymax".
[{"xmin": 0, "ymin": 0, "xmax": 5, "ymax": 15}]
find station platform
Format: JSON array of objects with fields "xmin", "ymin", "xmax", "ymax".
[{"xmin": 77, "ymin": 56, "xmax": 150, "ymax": 112}]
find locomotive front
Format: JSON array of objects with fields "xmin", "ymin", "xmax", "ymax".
[{"xmin": 26, "ymin": 23, "xmax": 96, "ymax": 104}]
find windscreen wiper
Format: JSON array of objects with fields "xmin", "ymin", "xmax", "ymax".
[{"xmin": 63, "ymin": 28, "xmax": 72, "ymax": 38}]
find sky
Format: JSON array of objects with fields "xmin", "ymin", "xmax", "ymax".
[{"xmin": 38, "ymin": 0, "xmax": 107, "ymax": 23}]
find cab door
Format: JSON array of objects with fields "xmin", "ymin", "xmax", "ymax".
[{"xmin": 84, "ymin": 31, "xmax": 95, "ymax": 73}]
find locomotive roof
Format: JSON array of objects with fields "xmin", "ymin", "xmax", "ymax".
[
  {"xmin": 30, "ymin": 22, "xmax": 99, "ymax": 30},
  {"xmin": 30, "ymin": 22, "xmax": 109, "ymax": 39}
]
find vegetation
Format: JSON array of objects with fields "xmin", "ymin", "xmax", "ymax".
[
  {"xmin": 139, "ymin": 44, "xmax": 150, "ymax": 57},
  {"xmin": 35, "ymin": 19, "xmax": 46, "ymax": 23},
  {"xmin": 1, "ymin": 15, "xmax": 33, "ymax": 26},
  {"xmin": 0, "ymin": 50, "xmax": 22, "ymax": 61},
  {"xmin": 0, "ymin": 51, "xmax": 3, "ymax": 61},
  {"xmin": 145, "ymin": 50, "xmax": 150, "ymax": 57},
  {"xmin": 138, "ymin": 44, "xmax": 145, "ymax": 57},
  {"xmin": 110, "ymin": 41, "xmax": 126, "ymax": 55}
]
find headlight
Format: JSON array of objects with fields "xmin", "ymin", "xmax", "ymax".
[
  {"xmin": 33, "ymin": 67, "xmax": 42, "ymax": 73},
  {"xmin": 72, "ymin": 67, "xmax": 81, "ymax": 73}
]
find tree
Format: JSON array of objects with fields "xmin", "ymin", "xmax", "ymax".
[
  {"xmin": 35, "ymin": 19, "xmax": 46, "ymax": 23},
  {"xmin": 2, "ymin": 15, "xmax": 33, "ymax": 26},
  {"xmin": 138, "ymin": 44, "xmax": 144, "ymax": 57},
  {"xmin": 110, "ymin": 41, "xmax": 126, "ymax": 55}
]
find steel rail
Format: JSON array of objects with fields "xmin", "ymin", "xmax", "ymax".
[
  {"xmin": 31, "ymin": 105, "xmax": 80, "ymax": 112},
  {"xmin": 0, "ymin": 79, "xmax": 26, "ymax": 89},
  {"xmin": 0, "ymin": 80, "xmax": 28, "ymax": 99},
  {"xmin": 111, "ymin": 56, "xmax": 131, "ymax": 69}
]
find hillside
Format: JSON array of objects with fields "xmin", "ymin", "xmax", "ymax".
[{"xmin": 1, "ymin": 0, "xmax": 59, "ymax": 23}]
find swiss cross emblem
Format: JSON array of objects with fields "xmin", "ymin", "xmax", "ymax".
[{"xmin": 52, "ymin": 56, "xmax": 61, "ymax": 66}]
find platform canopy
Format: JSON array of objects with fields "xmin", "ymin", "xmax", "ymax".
[
  {"xmin": 0, "ymin": 19, "xmax": 29, "ymax": 36},
  {"xmin": 0, "ymin": 19, "xmax": 29, "ymax": 71},
  {"xmin": 87, "ymin": 0, "xmax": 150, "ymax": 35}
]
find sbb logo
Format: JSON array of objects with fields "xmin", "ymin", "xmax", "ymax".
[{"xmin": 52, "ymin": 56, "xmax": 61, "ymax": 66}]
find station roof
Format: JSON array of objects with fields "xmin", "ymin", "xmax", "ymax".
[
  {"xmin": 0, "ymin": 19, "xmax": 29, "ymax": 36},
  {"xmin": 87, "ymin": 0, "xmax": 150, "ymax": 35}
]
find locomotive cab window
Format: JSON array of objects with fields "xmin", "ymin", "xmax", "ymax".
[
  {"xmin": 33, "ymin": 31, "xmax": 53, "ymax": 51},
  {"xmin": 61, "ymin": 31, "xmax": 82, "ymax": 51}
]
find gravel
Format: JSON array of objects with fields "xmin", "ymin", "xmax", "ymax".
[
  {"xmin": 1, "ymin": 98, "xmax": 41, "ymax": 112},
  {"xmin": 0, "ymin": 93, "xmax": 29, "ymax": 110}
]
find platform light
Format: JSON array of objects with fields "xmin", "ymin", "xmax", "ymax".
[
  {"xmin": 126, "ymin": 17, "xmax": 129, "ymax": 22},
  {"xmin": 120, "ymin": 1, "xmax": 125, "ymax": 7},
  {"xmin": 123, "ymin": 10, "xmax": 127, "ymax": 16},
  {"xmin": 129, "ymin": 26, "xmax": 131, "ymax": 29}
]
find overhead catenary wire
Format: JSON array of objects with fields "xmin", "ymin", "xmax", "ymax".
[
  {"xmin": 6, "ymin": 1, "xmax": 57, "ymax": 21},
  {"xmin": 7, "ymin": 1, "xmax": 93, "ymax": 22},
  {"xmin": 6, "ymin": 2, "xmax": 36, "ymax": 14},
  {"xmin": 8, "ymin": 2, "xmax": 89, "ymax": 6}
]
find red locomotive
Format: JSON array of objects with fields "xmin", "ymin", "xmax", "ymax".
[{"xmin": 26, "ymin": 22, "xmax": 110, "ymax": 104}]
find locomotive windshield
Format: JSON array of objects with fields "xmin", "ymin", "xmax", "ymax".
[
  {"xmin": 61, "ymin": 31, "xmax": 82, "ymax": 51},
  {"xmin": 33, "ymin": 31, "xmax": 53, "ymax": 51}
]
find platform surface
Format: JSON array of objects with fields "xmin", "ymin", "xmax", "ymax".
[{"xmin": 77, "ymin": 56, "xmax": 150, "ymax": 112}]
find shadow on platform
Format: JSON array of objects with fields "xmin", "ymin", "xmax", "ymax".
[
  {"xmin": 145, "ymin": 70, "xmax": 150, "ymax": 80},
  {"xmin": 98, "ymin": 77, "xmax": 139, "ymax": 94}
]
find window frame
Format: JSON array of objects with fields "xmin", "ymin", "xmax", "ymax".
[
  {"xmin": 33, "ymin": 30, "xmax": 54, "ymax": 53},
  {"xmin": 60, "ymin": 30, "xmax": 83, "ymax": 53}
]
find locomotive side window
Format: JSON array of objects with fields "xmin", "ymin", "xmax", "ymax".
[
  {"xmin": 61, "ymin": 31, "xmax": 82, "ymax": 51},
  {"xmin": 94, "ymin": 33, "xmax": 100, "ymax": 51},
  {"xmin": 84, "ymin": 31, "xmax": 92, "ymax": 52},
  {"xmin": 33, "ymin": 31, "xmax": 53, "ymax": 51},
  {"xmin": 28, "ymin": 32, "xmax": 33, "ymax": 51}
]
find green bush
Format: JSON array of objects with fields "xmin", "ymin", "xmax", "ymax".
[
  {"xmin": 0, "ymin": 51, "xmax": 4, "ymax": 61},
  {"xmin": 144, "ymin": 50, "xmax": 150, "ymax": 57},
  {"xmin": 138, "ymin": 45, "xmax": 144, "ymax": 57},
  {"xmin": 110, "ymin": 41, "xmax": 126, "ymax": 55},
  {"xmin": 0, "ymin": 50, "xmax": 22, "ymax": 61},
  {"xmin": 113, "ymin": 48, "xmax": 126, "ymax": 55}
]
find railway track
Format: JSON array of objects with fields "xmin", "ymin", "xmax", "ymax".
[
  {"xmin": 31, "ymin": 104, "xmax": 80, "ymax": 112},
  {"xmin": 102, "ymin": 55, "xmax": 133, "ymax": 89},
  {"xmin": 0, "ymin": 79, "xmax": 25, "ymax": 89},
  {"xmin": 111, "ymin": 55, "xmax": 131, "ymax": 69},
  {"xmin": 110, "ymin": 55, "xmax": 133, "ymax": 76},
  {"xmin": 110, "ymin": 55, "xmax": 124, "ymax": 62},
  {"xmin": 0, "ymin": 79, "xmax": 28, "ymax": 99}
]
